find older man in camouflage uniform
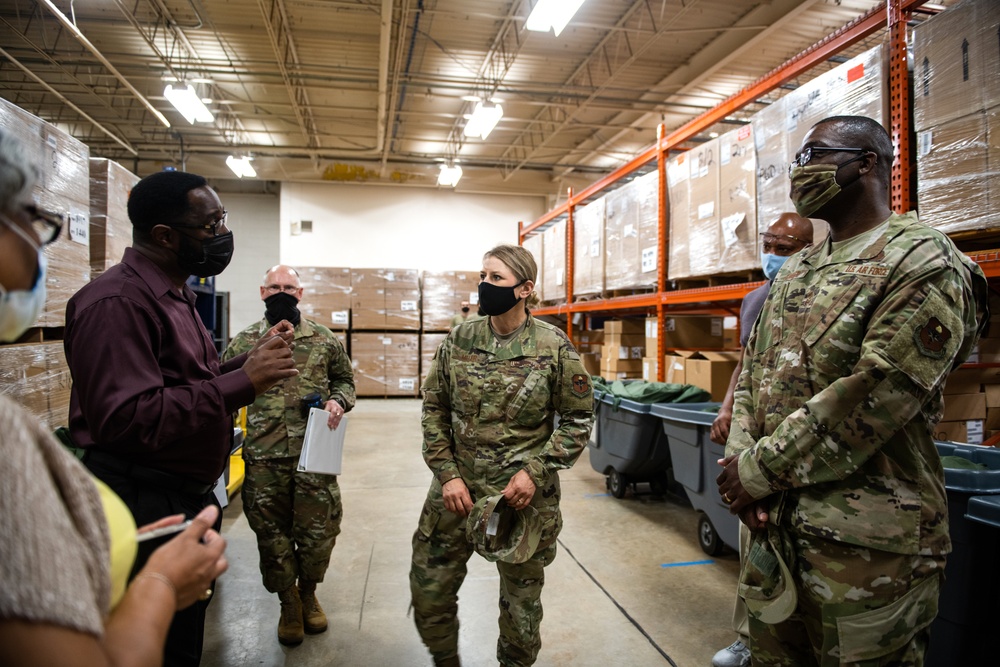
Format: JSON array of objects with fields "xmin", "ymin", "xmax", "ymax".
[
  {"xmin": 717, "ymin": 116, "xmax": 988, "ymax": 666},
  {"xmin": 224, "ymin": 264, "xmax": 355, "ymax": 646},
  {"xmin": 411, "ymin": 245, "xmax": 593, "ymax": 667}
]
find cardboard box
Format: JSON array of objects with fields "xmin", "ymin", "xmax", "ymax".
[
  {"xmin": 605, "ymin": 319, "xmax": 646, "ymax": 337},
  {"xmin": 717, "ymin": 124, "xmax": 758, "ymax": 272},
  {"xmin": 916, "ymin": 111, "xmax": 990, "ymax": 233},
  {"xmin": 685, "ymin": 351, "xmax": 740, "ymax": 401},
  {"xmin": 942, "ymin": 392, "xmax": 987, "ymax": 422},
  {"xmin": 542, "ymin": 220, "xmax": 567, "ymax": 303},
  {"xmin": 944, "ymin": 368, "xmax": 985, "ymax": 395},
  {"xmin": 985, "ymin": 384, "xmax": 1000, "ymax": 408},
  {"xmin": 664, "ymin": 352, "xmax": 693, "ymax": 385},
  {"xmin": 420, "ymin": 270, "xmax": 479, "ymax": 331},
  {"xmin": 985, "ymin": 407, "xmax": 1000, "ymax": 432},
  {"xmin": 573, "ymin": 198, "xmax": 605, "ymax": 296},
  {"xmin": 642, "ymin": 357, "xmax": 659, "ymax": 382},
  {"xmin": 934, "ymin": 419, "xmax": 985, "ymax": 445},
  {"xmin": 604, "ymin": 171, "xmax": 659, "ymax": 290},
  {"xmin": 600, "ymin": 356, "xmax": 643, "ymax": 374},
  {"xmin": 662, "ymin": 316, "xmax": 724, "ymax": 349},
  {"xmin": 580, "ymin": 352, "xmax": 601, "ymax": 377},
  {"xmin": 89, "ymin": 158, "xmax": 138, "ymax": 278}
]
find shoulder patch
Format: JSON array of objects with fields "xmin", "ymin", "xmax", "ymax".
[
  {"xmin": 571, "ymin": 374, "xmax": 591, "ymax": 398},
  {"xmin": 914, "ymin": 316, "xmax": 951, "ymax": 359}
]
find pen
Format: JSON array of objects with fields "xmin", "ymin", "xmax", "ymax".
[{"xmin": 136, "ymin": 519, "xmax": 194, "ymax": 542}]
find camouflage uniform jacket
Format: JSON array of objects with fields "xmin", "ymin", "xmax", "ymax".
[
  {"xmin": 421, "ymin": 314, "xmax": 593, "ymax": 492},
  {"xmin": 224, "ymin": 318, "xmax": 356, "ymax": 461},
  {"xmin": 728, "ymin": 211, "xmax": 987, "ymax": 556}
]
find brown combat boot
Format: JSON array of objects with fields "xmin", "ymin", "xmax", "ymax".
[
  {"xmin": 298, "ymin": 581, "xmax": 328, "ymax": 634},
  {"xmin": 277, "ymin": 586, "xmax": 304, "ymax": 645}
]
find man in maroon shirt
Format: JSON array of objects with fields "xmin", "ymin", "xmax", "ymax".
[{"xmin": 64, "ymin": 170, "xmax": 298, "ymax": 667}]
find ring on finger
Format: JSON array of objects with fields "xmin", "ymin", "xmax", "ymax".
[{"xmin": 723, "ymin": 493, "xmax": 732, "ymax": 504}]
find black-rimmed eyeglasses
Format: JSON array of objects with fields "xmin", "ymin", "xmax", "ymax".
[
  {"xmin": 788, "ymin": 146, "xmax": 868, "ymax": 174},
  {"xmin": 25, "ymin": 205, "xmax": 64, "ymax": 246},
  {"xmin": 171, "ymin": 210, "xmax": 229, "ymax": 236}
]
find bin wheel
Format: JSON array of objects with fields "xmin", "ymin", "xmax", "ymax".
[
  {"xmin": 607, "ymin": 469, "xmax": 628, "ymax": 499},
  {"xmin": 698, "ymin": 514, "xmax": 724, "ymax": 556}
]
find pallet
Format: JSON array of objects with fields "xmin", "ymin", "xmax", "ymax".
[
  {"xmin": 949, "ymin": 227, "xmax": 1000, "ymax": 253},
  {"xmin": 669, "ymin": 269, "xmax": 764, "ymax": 292},
  {"xmin": 1, "ymin": 326, "xmax": 65, "ymax": 345}
]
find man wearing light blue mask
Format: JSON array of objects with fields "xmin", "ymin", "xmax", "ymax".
[{"xmin": 709, "ymin": 211, "xmax": 812, "ymax": 667}]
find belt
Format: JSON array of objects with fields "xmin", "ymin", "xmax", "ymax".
[{"xmin": 84, "ymin": 449, "xmax": 217, "ymax": 496}]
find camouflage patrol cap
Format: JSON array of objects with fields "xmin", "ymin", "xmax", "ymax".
[
  {"xmin": 739, "ymin": 525, "xmax": 798, "ymax": 625},
  {"xmin": 466, "ymin": 494, "xmax": 542, "ymax": 564}
]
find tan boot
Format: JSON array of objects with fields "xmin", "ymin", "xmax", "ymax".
[
  {"xmin": 277, "ymin": 587, "xmax": 304, "ymax": 646},
  {"xmin": 298, "ymin": 582, "xmax": 328, "ymax": 634}
]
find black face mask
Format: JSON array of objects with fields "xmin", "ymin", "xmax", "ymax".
[
  {"xmin": 461, "ymin": 306, "xmax": 470, "ymax": 313},
  {"xmin": 478, "ymin": 280, "xmax": 525, "ymax": 317},
  {"xmin": 175, "ymin": 230, "xmax": 234, "ymax": 278},
  {"xmin": 264, "ymin": 291, "xmax": 301, "ymax": 326}
]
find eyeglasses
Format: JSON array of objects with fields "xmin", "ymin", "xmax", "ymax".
[
  {"xmin": 789, "ymin": 146, "xmax": 868, "ymax": 173},
  {"xmin": 25, "ymin": 205, "xmax": 64, "ymax": 246},
  {"xmin": 171, "ymin": 210, "xmax": 229, "ymax": 236},
  {"xmin": 264, "ymin": 284, "xmax": 300, "ymax": 294},
  {"xmin": 760, "ymin": 232, "xmax": 808, "ymax": 256}
]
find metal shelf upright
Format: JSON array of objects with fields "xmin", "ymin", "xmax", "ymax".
[{"xmin": 520, "ymin": 1, "xmax": 941, "ymax": 380}]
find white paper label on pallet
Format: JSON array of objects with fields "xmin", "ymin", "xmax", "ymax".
[
  {"xmin": 385, "ymin": 271, "xmax": 396, "ymax": 282},
  {"xmin": 966, "ymin": 419, "xmax": 985, "ymax": 444},
  {"xmin": 721, "ymin": 140, "xmax": 732, "ymax": 166},
  {"xmin": 697, "ymin": 201, "xmax": 715, "ymax": 220},
  {"xmin": 721, "ymin": 213, "xmax": 745, "ymax": 248},
  {"xmin": 556, "ymin": 269, "xmax": 564, "ymax": 286},
  {"xmin": 712, "ymin": 319, "xmax": 723, "ymax": 337},
  {"xmin": 330, "ymin": 311, "xmax": 349, "ymax": 325},
  {"xmin": 590, "ymin": 237, "xmax": 600, "ymax": 258},
  {"xmin": 381, "ymin": 337, "xmax": 392, "ymax": 345},
  {"xmin": 918, "ymin": 130, "xmax": 933, "ymax": 157},
  {"xmin": 469, "ymin": 291, "xmax": 479, "ymax": 304},
  {"xmin": 623, "ymin": 223, "xmax": 636, "ymax": 238},
  {"xmin": 641, "ymin": 247, "xmax": 656, "ymax": 273},
  {"xmin": 69, "ymin": 212, "xmax": 89, "ymax": 245},
  {"xmin": 400, "ymin": 300, "xmax": 417, "ymax": 312},
  {"xmin": 398, "ymin": 378, "xmax": 416, "ymax": 391}
]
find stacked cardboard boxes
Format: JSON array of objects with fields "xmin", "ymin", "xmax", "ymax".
[
  {"xmin": 541, "ymin": 219, "xmax": 567, "ymax": 303},
  {"xmin": 299, "ymin": 267, "xmax": 352, "ymax": 330},
  {"xmin": 89, "ymin": 158, "xmax": 138, "ymax": 279},
  {"xmin": 421, "ymin": 271, "xmax": 479, "ymax": 331},
  {"xmin": 0, "ymin": 97, "xmax": 91, "ymax": 328},
  {"xmin": 604, "ymin": 171, "xmax": 659, "ymax": 291},
  {"xmin": 600, "ymin": 319, "xmax": 644, "ymax": 379},
  {"xmin": 350, "ymin": 333, "xmax": 420, "ymax": 397},
  {"xmin": 573, "ymin": 198, "xmax": 605, "ymax": 296},
  {"xmin": 351, "ymin": 268, "xmax": 421, "ymax": 331},
  {"xmin": 0, "ymin": 342, "xmax": 70, "ymax": 429},
  {"xmin": 522, "ymin": 234, "xmax": 544, "ymax": 301},
  {"xmin": 913, "ymin": 0, "xmax": 1000, "ymax": 234}
]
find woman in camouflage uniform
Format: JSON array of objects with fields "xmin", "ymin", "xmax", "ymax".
[{"xmin": 409, "ymin": 244, "xmax": 594, "ymax": 667}]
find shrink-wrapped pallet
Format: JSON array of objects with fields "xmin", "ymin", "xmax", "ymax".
[
  {"xmin": 89, "ymin": 158, "xmax": 138, "ymax": 278},
  {"xmin": 421, "ymin": 271, "xmax": 479, "ymax": 331},
  {"xmin": 541, "ymin": 219, "xmax": 567, "ymax": 303},
  {"xmin": 604, "ymin": 171, "xmax": 659, "ymax": 290},
  {"xmin": 299, "ymin": 267, "xmax": 352, "ymax": 330},
  {"xmin": 573, "ymin": 198, "xmax": 605, "ymax": 296}
]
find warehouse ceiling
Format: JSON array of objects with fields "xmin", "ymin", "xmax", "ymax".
[{"xmin": 0, "ymin": 0, "xmax": 949, "ymax": 199}]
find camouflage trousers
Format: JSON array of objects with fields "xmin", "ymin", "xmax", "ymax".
[
  {"xmin": 748, "ymin": 527, "xmax": 944, "ymax": 667},
  {"xmin": 409, "ymin": 478, "xmax": 563, "ymax": 667},
  {"xmin": 242, "ymin": 457, "xmax": 343, "ymax": 593}
]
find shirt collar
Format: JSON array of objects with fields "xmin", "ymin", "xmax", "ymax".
[{"xmin": 121, "ymin": 247, "xmax": 195, "ymax": 303}]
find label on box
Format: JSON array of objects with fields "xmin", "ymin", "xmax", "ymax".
[
  {"xmin": 400, "ymin": 300, "xmax": 417, "ymax": 312},
  {"xmin": 721, "ymin": 213, "xmax": 745, "ymax": 248},
  {"xmin": 967, "ymin": 419, "xmax": 984, "ymax": 444},
  {"xmin": 712, "ymin": 319, "xmax": 723, "ymax": 337},
  {"xmin": 398, "ymin": 378, "xmax": 415, "ymax": 391},
  {"xmin": 641, "ymin": 246, "xmax": 656, "ymax": 272},
  {"xmin": 623, "ymin": 223, "xmax": 637, "ymax": 238},
  {"xmin": 918, "ymin": 130, "xmax": 933, "ymax": 157},
  {"xmin": 385, "ymin": 271, "xmax": 396, "ymax": 282},
  {"xmin": 557, "ymin": 269, "xmax": 565, "ymax": 286},
  {"xmin": 381, "ymin": 337, "xmax": 392, "ymax": 345},
  {"xmin": 721, "ymin": 140, "xmax": 732, "ymax": 165},
  {"xmin": 697, "ymin": 201, "xmax": 715, "ymax": 219},
  {"xmin": 590, "ymin": 237, "xmax": 600, "ymax": 258},
  {"xmin": 330, "ymin": 311, "xmax": 349, "ymax": 325},
  {"xmin": 69, "ymin": 212, "xmax": 89, "ymax": 245}
]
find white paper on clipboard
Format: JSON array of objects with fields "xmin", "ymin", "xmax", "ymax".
[{"xmin": 297, "ymin": 408, "xmax": 347, "ymax": 475}]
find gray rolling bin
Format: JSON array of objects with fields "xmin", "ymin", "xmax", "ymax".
[
  {"xmin": 926, "ymin": 442, "xmax": 1000, "ymax": 667},
  {"xmin": 650, "ymin": 402, "xmax": 737, "ymax": 556},
  {"xmin": 588, "ymin": 393, "xmax": 672, "ymax": 498}
]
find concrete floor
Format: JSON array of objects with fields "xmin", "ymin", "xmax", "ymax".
[{"xmin": 202, "ymin": 398, "xmax": 741, "ymax": 667}]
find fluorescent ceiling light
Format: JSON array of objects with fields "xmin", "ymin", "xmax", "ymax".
[
  {"xmin": 437, "ymin": 164, "xmax": 463, "ymax": 187},
  {"xmin": 526, "ymin": 0, "xmax": 586, "ymax": 37},
  {"xmin": 164, "ymin": 84, "xmax": 214, "ymax": 124},
  {"xmin": 226, "ymin": 155, "xmax": 257, "ymax": 178},
  {"xmin": 463, "ymin": 102, "xmax": 503, "ymax": 140}
]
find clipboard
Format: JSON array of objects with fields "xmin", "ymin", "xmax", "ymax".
[{"xmin": 297, "ymin": 408, "xmax": 347, "ymax": 475}]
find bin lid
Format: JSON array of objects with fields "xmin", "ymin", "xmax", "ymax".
[
  {"xmin": 649, "ymin": 402, "xmax": 721, "ymax": 426},
  {"xmin": 935, "ymin": 442, "xmax": 1000, "ymax": 494},
  {"xmin": 598, "ymin": 393, "xmax": 653, "ymax": 413},
  {"xmin": 967, "ymin": 495, "xmax": 1000, "ymax": 530}
]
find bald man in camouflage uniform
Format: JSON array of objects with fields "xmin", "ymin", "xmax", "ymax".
[
  {"xmin": 410, "ymin": 245, "xmax": 593, "ymax": 667},
  {"xmin": 717, "ymin": 116, "xmax": 988, "ymax": 666},
  {"xmin": 224, "ymin": 265, "xmax": 355, "ymax": 646}
]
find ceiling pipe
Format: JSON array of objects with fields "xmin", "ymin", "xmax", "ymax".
[
  {"xmin": 0, "ymin": 46, "xmax": 138, "ymax": 155},
  {"xmin": 39, "ymin": 0, "xmax": 171, "ymax": 127}
]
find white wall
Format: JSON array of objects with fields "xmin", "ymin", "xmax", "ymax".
[
  {"xmin": 280, "ymin": 182, "xmax": 545, "ymax": 270},
  {"xmin": 214, "ymin": 193, "xmax": 281, "ymax": 334},
  {"xmin": 215, "ymin": 183, "xmax": 545, "ymax": 340}
]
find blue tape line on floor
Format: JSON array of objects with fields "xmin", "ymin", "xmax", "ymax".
[
  {"xmin": 660, "ymin": 559, "xmax": 714, "ymax": 568},
  {"xmin": 584, "ymin": 492, "xmax": 610, "ymax": 498}
]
